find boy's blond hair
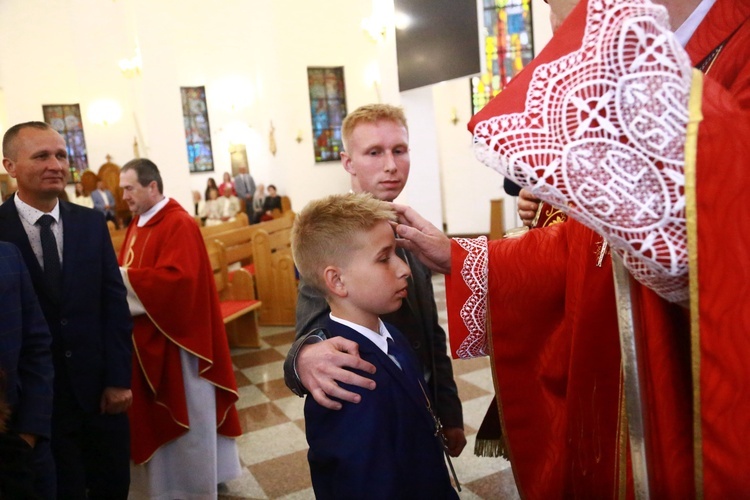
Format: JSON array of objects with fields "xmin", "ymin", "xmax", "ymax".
[
  {"xmin": 341, "ymin": 104, "xmax": 408, "ymax": 153},
  {"xmin": 292, "ymin": 192, "xmax": 397, "ymax": 295}
]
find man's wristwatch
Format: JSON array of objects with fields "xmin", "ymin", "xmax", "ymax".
[{"xmin": 284, "ymin": 328, "xmax": 328, "ymax": 397}]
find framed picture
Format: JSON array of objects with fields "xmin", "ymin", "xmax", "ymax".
[{"xmin": 229, "ymin": 144, "xmax": 248, "ymax": 177}]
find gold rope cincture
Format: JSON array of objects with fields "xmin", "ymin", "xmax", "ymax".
[
  {"xmin": 611, "ymin": 252, "xmax": 651, "ymax": 499},
  {"xmin": 684, "ymin": 68, "xmax": 704, "ymax": 500}
]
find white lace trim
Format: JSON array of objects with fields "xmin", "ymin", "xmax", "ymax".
[
  {"xmin": 454, "ymin": 236, "xmax": 489, "ymax": 359},
  {"xmin": 472, "ymin": 0, "xmax": 692, "ymax": 303}
]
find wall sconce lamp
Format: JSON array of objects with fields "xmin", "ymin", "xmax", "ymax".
[
  {"xmin": 295, "ymin": 130, "xmax": 304, "ymax": 144},
  {"xmin": 119, "ymin": 46, "xmax": 142, "ymax": 78},
  {"xmin": 88, "ymin": 99, "xmax": 123, "ymax": 127},
  {"xmin": 362, "ymin": 16, "xmax": 388, "ymax": 44},
  {"xmin": 450, "ymin": 108, "xmax": 460, "ymax": 126}
]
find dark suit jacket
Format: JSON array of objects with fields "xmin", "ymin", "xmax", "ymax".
[
  {"xmin": 0, "ymin": 242, "xmax": 53, "ymax": 438},
  {"xmin": 0, "ymin": 196, "xmax": 132, "ymax": 414},
  {"xmin": 289, "ymin": 250, "xmax": 463, "ymax": 428},
  {"xmin": 305, "ymin": 319, "xmax": 458, "ymax": 500}
]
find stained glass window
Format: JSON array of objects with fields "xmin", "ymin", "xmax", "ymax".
[
  {"xmin": 471, "ymin": 0, "xmax": 535, "ymax": 115},
  {"xmin": 42, "ymin": 104, "xmax": 88, "ymax": 183},
  {"xmin": 307, "ymin": 67, "xmax": 347, "ymax": 163},
  {"xmin": 180, "ymin": 86, "xmax": 215, "ymax": 173}
]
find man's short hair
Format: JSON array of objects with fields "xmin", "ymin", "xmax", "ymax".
[
  {"xmin": 2, "ymin": 121, "xmax": 54, "ymax": 159},
  {"xmin": 292, "ymin": 192, "xmax": 397, "ymax": 295},
  {"xmin": 341, "ymin": 104, "xmax": 408, "ymax": 153},
  {"xmin": 121, "ymin": 158, "xmax": 164, "ymax": 194}
]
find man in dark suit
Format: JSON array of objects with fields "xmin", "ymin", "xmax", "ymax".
[
  {"xmin": 0, "ymin": 241, "xmax": 54, "ymax": 499},
  {"xmin": 283, "ymin": 104, "xmax": 466, "ymax": 456},
  {"xmin": 1, "ymin": 121, "xmax": 133, "ymax": 499}
]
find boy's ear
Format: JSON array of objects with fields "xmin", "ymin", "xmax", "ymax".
[{"xmin": 323, "ymin": 265, "xmax": 347, "ymax": 298}]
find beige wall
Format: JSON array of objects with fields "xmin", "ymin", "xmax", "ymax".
[{"xmin": 0, "ymin": 0, "xmax": 552, "ymax": 234}]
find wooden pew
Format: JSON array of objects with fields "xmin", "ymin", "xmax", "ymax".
[
  {"xmin": 249, "ymin": 214, "xmax": 298, "ymax": 326},
  {"xmin": 212, "ymin": 225, "xmax": 255, "ymax": 271},
  {"xmin": 110, "ymin": 228, "xmax": 128, "ymax": 254},
  {"xmin": 199, "ymin": 212, "xmax": 249, "ymax": 239},
  {"xmin": 206, "ymin": 240, "xmax": 262, "ymax": 348}
]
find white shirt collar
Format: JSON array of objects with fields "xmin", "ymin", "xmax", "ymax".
[
  {"xmin": 329, "ymin": 313, "xmax": 393, "ymax": 355},
  {"xmin": 674, "ymin": 0, "xmax": 716, "ymax": 47},
  {"xmin": 137, "ymin": 196, "xmax": 170, "ymax": 227},
  {"xmin": 14, "ymin": 192, "xmax": 60, "ymax": 225}
]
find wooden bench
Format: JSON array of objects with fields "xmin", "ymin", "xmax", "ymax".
[
  {"xmin": 199, "ymin": 212, "xmax": 249, "ymax": 238},
  {"xmin": 206, "ymin": 240, "xmax": 262, "ymax": 348},
  {"xmin": 212, "ymin": 225, "xmax": 255, "ymax": 272},
  {"xmin": 110, "ymin": 228, "xmax": 129, "ymax": 254},
  {"xmin": 249, "ymin": 214, "xmax": 297, "ymax": 326}
]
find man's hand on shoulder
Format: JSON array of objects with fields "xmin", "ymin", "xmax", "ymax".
[
  {"xmin": 297, "ymin": 337, "xmax": 377, "ymax": 410},
  {"xmin": 100, "ymin": 387, "xmax": 133, "ymax": 414}
]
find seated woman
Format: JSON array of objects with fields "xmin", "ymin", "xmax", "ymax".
[
  {"xmin": 200, "ymin": 187, "xmax": 223, "ymax": 226},
  {"xmin": 71, "ymin": 182, "xmax": 93, "ymax": 208},
  {"xmin": 204, "ymin": 177, "xmax": 218, "ymax": 201},
  {"xmin": 261, "ymin": 184, "xmax": 282, "ymax": 221},
  {"xmin": 252, "ymin": 184, "xmax": 266, "ymax": 224}
]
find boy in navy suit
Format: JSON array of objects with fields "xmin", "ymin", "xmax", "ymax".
[{"xmin": 291, "ymin": 193, "xmax": 458, "ymax": 499}]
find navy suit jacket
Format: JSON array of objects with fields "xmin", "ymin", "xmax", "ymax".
[
  {"xmin": 0, "ymin": 242, "xmax": 53, "ymax": 438},
  {"xmin": 293, "ymin": 251, "xmax": 463, "ymax": 429},
  {"xmin": 0, "ymin": 196, "xmax": 132, "ymax": 414},
  {"xmin": 304, "ymin": 319, "xmax": 458, "ymax": 500}
]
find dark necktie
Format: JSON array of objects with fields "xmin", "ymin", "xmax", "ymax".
[
  {"xmin": 387, "ymin": 336, "xmax": 415, "ymax": 377},
  {"xmin": 37, "ymin": 214, "xmax": 62, "ymax": 301}
]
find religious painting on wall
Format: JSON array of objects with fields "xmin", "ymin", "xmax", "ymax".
[
  {"xmin": 180, "ymin": 86, "xmax": 215, "ymax": 173},
  {"xmin": 471, "ymin": 0, "xmax": 535, "ymax": 115},
  {"xmin": 307, "ymin": 67, "xmax": 347, "ymax": 163},
  {"xmin": 229, "ymin": 144, "xmax": 248, "ymax": 178},
  {"xmin": 42, "ymin": 104, "xmax": 89, "ymax": 182}
]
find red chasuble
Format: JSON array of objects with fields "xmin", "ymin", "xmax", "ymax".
[
  {"xmin": 119, "ymin": 199, "xmax": 241, "ymax": 464},
  {"xmin": 446, "ymin": 0, "xmax": 750, "ymax": 497}
]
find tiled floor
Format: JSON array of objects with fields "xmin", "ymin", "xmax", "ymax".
[{"xmin": 220, "ymin": 278, "xmax": 520, "ymax": 499}]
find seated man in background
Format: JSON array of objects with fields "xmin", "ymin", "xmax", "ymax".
[{"xmin": 217, "ymin": 186, "xmax": 241, "ymax": 222}]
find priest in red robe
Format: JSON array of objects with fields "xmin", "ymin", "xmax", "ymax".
[
  {"xmin": 395, "ymin": 0, "xmax": 750, "ymax": 497},
  {"xmin": 117, "ymin": 158, "xmax": 242, "ymax": 498}
]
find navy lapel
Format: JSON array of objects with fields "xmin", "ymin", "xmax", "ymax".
[
  {"xmin": 59, "ymin": 201, "xmax": 81, "ymax": 297},
  {"xmin": 326, "ymin": 319, "xmax": 434, "ymax": 426}
]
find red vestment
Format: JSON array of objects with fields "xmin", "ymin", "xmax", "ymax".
[
  {"xmin": 447, "ymin": 1, "xmax": 750, "ymax": 497},
  {"xmin": 119, "ymin": 199, "xmax": 241, "ymax": 464}
]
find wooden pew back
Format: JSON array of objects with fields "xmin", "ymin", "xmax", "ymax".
[
  {"xmin": 250, "ymin": 214, "xmax": 297, "ymax": 326},
  {"xmin": 199, "ymin": 212, "xmax": 249, "ymax": 239}
]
